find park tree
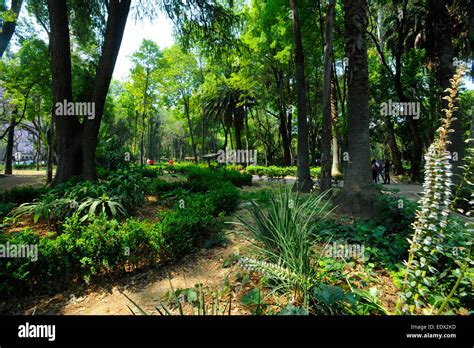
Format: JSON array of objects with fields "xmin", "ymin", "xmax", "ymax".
[
  {"xmin": 320, "ymin": 0, "xmax": 335, "ymax": 191},
  {"xmin": 0, "ymin": 0, "xmax": 23, "ymax": 57},
  {"xmin": 129, "ymin": 39, "xmax": 163, "ymax": 165},
  {"xmin": 290, "ymin": 0, "xmax": 312, "ymax": 192},
  {"xmin": 335, "ymin": 0, "xmax": 377, "ymax": 217}
]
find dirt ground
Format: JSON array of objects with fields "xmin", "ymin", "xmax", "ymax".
[{"xmin": 0, "ymin": 170, "xmax": 50, "ymax": 191}]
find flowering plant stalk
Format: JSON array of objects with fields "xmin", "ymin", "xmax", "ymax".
[{"xmin": 397, "ymin": 65, "xmax": 467, "ymax": 314}]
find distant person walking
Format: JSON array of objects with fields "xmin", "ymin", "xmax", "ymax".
[
  {"xmin": 383, "ymin": 159, "xmax": 391, "ymax": 184},
  {"xmin": 371, "ymin": 159, "xmax": 378, "ymax": 183}
]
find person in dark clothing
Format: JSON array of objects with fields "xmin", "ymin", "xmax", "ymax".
[
  {"xmin": 371, "ymin": 159, "xmax": 378, "ymax": 183},
  {"xmin": 383, "ymin": 159, "xmax": 391, "ymax": 184}
]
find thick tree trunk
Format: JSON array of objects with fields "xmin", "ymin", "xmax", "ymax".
[
  {"xmin": 82, "ymin": 0, "xmax": 131, "ymax": 180},
  {"xmin": 4, "ymin": 117, "xmax": 15, "ymax": 175},
  {"xmin": 290, "ymin": 0, "xmax": 312, "ymax": 192},
  {"xmin": 47, "ymin": 0, "xmax": 83, "ymax": 185},
  {"xmin": 320, "ymin": 0, "xmax": 335, "ymax": 191},
  {"xmin": 0, "ymin": 0, "xmax": 23, "ymax": 57},
  {"xmin": 432, "ymin": 0, "xmax": 464, "ymax": 184},
  {"xmin": 335, "ymin": 0, "xmax": 378, "ymax": 218}
]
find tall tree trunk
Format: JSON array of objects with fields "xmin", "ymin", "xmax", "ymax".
[
  {"xmin": 4, "ymin": 116, "xmax": 15, "ymax": 175},
  {"xmin": 140, "ymin": 70, "xmax": 150, "ymax": 165},
  {"xmin": 36, "ymin": 131, "xmax": 41, "ymax": 171},
  {"xmin": 184, "ymin": 97, "xmax": 198, "ymax": 163},
  {"xmin": 279, "ymin": 108, "xmax": 292, "ymax": 166},
  {"xmin": 385, "ymin": 118, "xmax": 404, "ymax": 175},
  {"xmin": 82, "ymin": 0, "xmax": 131, "ymax": 180},
  {"xmin": 320, "ymin": 0, "xmax": 335, "ymax": 191},
  {"xmin": 290, "ymin": 0, "xmax": 312, "ymax": 192},
  {"xmin": 0, "ymin": 0, "xmax": 23, "ymax": 57},
  {"xmin": 273, "ymin": 67, "xmax": 292, "ymax": 166},
  {"xmin": 46, "ymin": 110, "xmax": 54, "ymax": 185},
  {"xmin": 335, "ymin": 0, "xmax": 377, "ymax": 218},
  {"xmin": 432, "ymin": 0, "xmax": 464, "ymax": 184},
  {"xmin": 47, "ymin": 0, "xmax": 83, "ymax": 185},
  {"xmin": 234, "ymin": 110, "xmax": 244, "ymax": 150}
]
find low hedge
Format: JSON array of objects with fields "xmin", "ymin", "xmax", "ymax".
[
  {"xmin": 1, "ymin": 186, "xmax": 48, "ymax": 204},
  {"xmin": 245, "ymin": 165, "xmax": 321, "ymax": 179},
  {"xmin": 0, "ymin": 215, "xmax": 162, "ymax": 296},
  {"xmin": 0, "ymin": 170, "xmax": 242, "ymax": 298}
]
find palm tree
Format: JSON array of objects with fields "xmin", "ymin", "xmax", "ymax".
[
  {"xmin": 320, "ymin": 0, "xmax": 336, "ymax": 191},
  {"xmin": 204, "ymin": 81, "xmax": 254, "ymax": 151},
  {"xmin": 290, "ymin": 0, "xmax": 312, "ymax": 193},
  {"xmin": 335, "ymin": 0, "xmax": 378, "ymax": 218}
]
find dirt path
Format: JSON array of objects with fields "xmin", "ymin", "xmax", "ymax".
[
  {"xmin": 6, "ymin": 218, "xmax": 253, "ymax": 316},
  {"xmin": 0, "ymin": 170, "xmax": 50, "ymax": 190}
]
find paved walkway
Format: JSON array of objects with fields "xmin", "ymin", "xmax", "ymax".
[{"xmin": 252, "ymin": 175, "xmax": 423, "ymax": 202}]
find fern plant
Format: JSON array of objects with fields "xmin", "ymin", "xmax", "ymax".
[{"xmin": 398, "ymin": 65, "xmax": 468, "ymax": 314}]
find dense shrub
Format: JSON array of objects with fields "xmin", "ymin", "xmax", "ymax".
[
  {"xmin": 107, "ymin": 169, "xmax": 146, "ymax": 209},
  {"xmin": 0, "ymin": 202, "xmax": 14, "ymax": 218},
  {"xmin": 137, "ymin": 165, "xmax": 164, "ymax": 178},
  {"xmin": 0, "ymin": 214, "xmax": 164, "ymax": 297},
  {"xmin": 206, "ymin": 182, "xmax": 240, "ymax": 215},
  {"xmin": 1, "ymin": 186, "xmax": 48, "ymax": 204},
  {"xmin": 12, "ymin": 164, "xmax": 47, "ymax": 170},
  {"xmin": 244, "ymin": 165, "xmax": 321, "ymax": 179},
  {"xmin": 149, "ymin": 179, "xmax": 185, "ymax": 195},
  {"xmin": 185, "ymin": 166, "xmax": 251, "ymax": 190},
  {"xmin": 158, "ymin": 209, "xmax": 218, "ymax": 259},
  {"xmin": 0, "ymin": 228, "xmax": 42, "ymax": 296}
]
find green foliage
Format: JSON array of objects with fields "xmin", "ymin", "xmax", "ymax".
[
  {"xmin": 10, "ymin": 193, "xmax": 72, "ymax": 224},
  {"xmin": 158, "ymin": 208, "xmax": 218, "ymax": 259},
  {"xmin": 185, "ymin": 165, "xmax": 252, "ymax": 190},
  {"xmin": 1, "ymin": 186, "xmax": 48, "ymax": 204},
  {"xmin": 76, "ymin": 195, "xmax": 127, "ymax": 222},
  {"xmin": 0, "ymin": 214, "xmax": 164, "ymax": 296},
  {"xmin": 239, "ymin": 187, "xmax": 331, "ymax": 307},
  {"xmin": 245, "ymin": 165, "xmax": 321, "ymax": 179},
  {"xmin": 138, "ymin": 165, "xmax": 164, "ymax": 178},
  {"xmin": 107, "ymin": 169, "xmax": 146, "ymax": 209},
  {"xmin": 149, "ymin": 179, "xmax": 185, "ymax": 195},
  {"xmin": 0, "ymin": 202, "xmax": 14, "ymax": 218},
  {"xmin": 205, "ymin": 182, "xmax": 240, "ymax": 215}
]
